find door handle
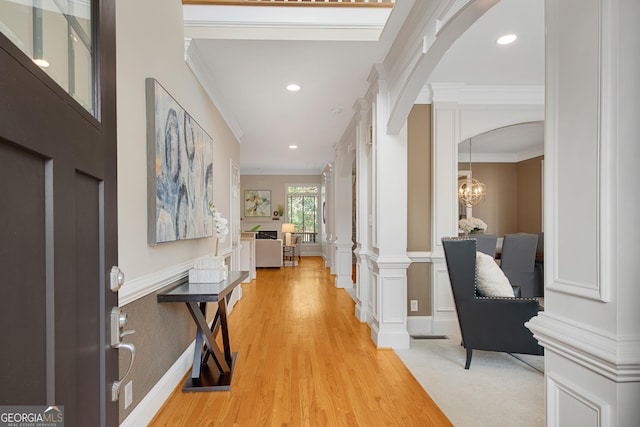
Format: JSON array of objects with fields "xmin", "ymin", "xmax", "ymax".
[
  {"xmin": 111, "ymin": 307, "xmax": 136, "ymax": 402},
  {"xmin": 112, "ymin": 342, "xmax": 135, "ymax": 402}
]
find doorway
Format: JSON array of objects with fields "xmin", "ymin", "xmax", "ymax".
[{"xmin": 0, "ymin": 1, "xmax": 119, "ymax": 425}]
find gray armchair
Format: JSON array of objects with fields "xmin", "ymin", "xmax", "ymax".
[{"xmin": 442, "ymin": 237, "xmax": 543, "ymax": 369}]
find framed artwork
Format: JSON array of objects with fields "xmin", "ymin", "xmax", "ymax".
[
  {"xmin": 146, "ymin": 78, "xmax": 214, "ymax": 244},
  {"xmin": 244, "ymin": 190, "xmax": 271, "ymax": 217}
]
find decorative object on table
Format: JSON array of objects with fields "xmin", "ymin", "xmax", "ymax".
[
  {"xmin": 244, "ymin": 190, "xmax": 271, "ymax": 217},
  {"xmin": 458, "ymin": 217, "xmax": 487, "ymax": 234},
  {"xmin": 189, "ymin": 255, "xmax": 228, "ymax": 283},
  {"xmin": 282, "ymin": 222, "xmax": 295, "ymax": 246},
  {"xmin": 273, "ymin": 210, "xmax": 279, "ymax": 217},
  {"xmin": 188, "ymin": 204, "xmax": 229, "ymax": 283},
  {"xmin": 210, "ymin": 203, "xmax": 229, "ymax": 256},
  {"xmin": 458, "ymin": 136, "xmax": 486, "ymax": 207},
  {"xmin": 145, "ymin": 78, "xmax": 214, "ymax": 244},
  {"xmin": 277, "ymin": 204, "xmax": 284, "ymax": 217}
]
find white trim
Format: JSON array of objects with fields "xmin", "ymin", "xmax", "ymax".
[
  {"xmin": 545, "ymin": 0, "xmax": 611, "ymax": 303},
  {"xmin": 547, "ymin": 373, "xmax": 611, "ymax": 427},
  {"xmin": 526, "ymin": 312, "xmax": 640, "ymax": 382},
  {"xmin": 118, "ymin": 248, "xmax": 234, "ymax": 306},
  {"xmin": 119, "ymin": 298, "xmax": 243, "ymax": 427},
  {"xmin": 241, "ymin": 168, "xmax": 322, "ymax": 176},
  {"xmin": 118, "ymin": 261, "xmax": 192, "ymax": 307},
  {"xmin": 457, "ymin": 146, "xmax": 545, "ymax": 163},
  {"xmin": 182, "ymin": 5, "xmax": 391, "ymax": 42},
  {"xmin": 407, "ymin": 316, "xmax": 433, "ymax": 336},
  {"xmin": 372, "ymin": 255, "xmax": 412, "ymax": 269},
  {"xmin": 430, "ymin": 84, "xmax": 545, "ymax": 105},
  {"xmin": 119, "ymin": 343, "xmax": 194, "ymax": 427},
  {"xmin": 371, "ymin": 328, "xmax": 411, "ymax": 349},
  {"xmin": 406, "ymin": 251, "xmax": 433, "ymax": 263},
  {"xmin": 185, "ymin": 42, "xmax": 244, "ymax": 142}
]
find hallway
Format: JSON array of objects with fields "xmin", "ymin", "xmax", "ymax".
[{"xmin": 149, "ymin": 257, "xmax": 451, "ymax": 426}]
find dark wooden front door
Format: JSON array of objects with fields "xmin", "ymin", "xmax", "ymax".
[{"xmin": 0, "ymin": 1, "xmax": 118, "ymax": 426}]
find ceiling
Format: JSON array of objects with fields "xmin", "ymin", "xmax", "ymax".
[{"xmin": 183, "ymin": 0, "xmax": 544, "ymax": 174}]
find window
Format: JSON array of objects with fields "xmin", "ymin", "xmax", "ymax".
[
  {"xmin": 0, "ymin": 1, "xmax": 95, "ymax": 115},
  {"xmin": 286, "ymin": 185, "xmax": 319, "ymax": 243}
]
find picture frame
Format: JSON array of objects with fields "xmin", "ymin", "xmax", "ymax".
[
  {"xmin": 146, "ymin": 78, "xmax": 214, "ymax": 244},
  {"xmin": 244, "ymin": 190, "xmax": 271, "ymax": 217}
]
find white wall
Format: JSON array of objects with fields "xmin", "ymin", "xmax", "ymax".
[{"xmin": 116, "ymin": 0, "xmax": 240, "ymax": 296}]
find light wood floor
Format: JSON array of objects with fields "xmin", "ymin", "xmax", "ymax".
[{"xmin": 149, "ymin": 257, "xmax": 452, "ymax": 426}]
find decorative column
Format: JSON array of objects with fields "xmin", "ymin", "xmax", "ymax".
[
  {"xmin": 322, "ymin": 163, "xmax": 335, "ymax": 272},
  {"xmin": 333, "ymin": 141, "xmax": 355, "ymax": 288},
  {"xmin": 430, "ymin": 84, "xmax": 464, "ymax": 337},
  {"xmin": 369, "ymin": 66, "xmax": 411, "ymax": 349},
  {"xmin": 526, "ymin": 1, "xmax": 640, "ymax": 424},
  {"xmin": 353, "ymin": 99, "xmax": 372, "ymax": 322}
]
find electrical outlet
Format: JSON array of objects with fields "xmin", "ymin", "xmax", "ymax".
[
  {"xmin": 124, "ymin": 380, "xmax": 133, "ymax": 409},
  {"xmin": 410, "ymin": 300, "xmax": 418, "ymax": 312}
]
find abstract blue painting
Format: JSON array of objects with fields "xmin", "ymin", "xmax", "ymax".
[{"xmin": 146, "ymin": 78, "xmax": 214, "ymax": 244}]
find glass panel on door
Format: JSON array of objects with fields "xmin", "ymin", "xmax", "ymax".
[{"xmin": 0, "ymin": 0, "xmax": 94, "ymax": 115}]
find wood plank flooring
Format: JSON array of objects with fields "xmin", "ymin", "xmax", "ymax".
[{"xmin": 149, "ymin": 257, "xmax": 452, "ymax": 426}]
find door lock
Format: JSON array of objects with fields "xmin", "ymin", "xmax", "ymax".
[{"xmin": 110, "ymin": 266, "xmax": 125, "ymax": 292}]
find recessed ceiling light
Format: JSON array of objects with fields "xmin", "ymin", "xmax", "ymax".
[
  {"xmin": 286, "ymin": 84, "xmax": 301, "ymax": 92},
  {"xmin": 331, "ymin": 108, "xmax": 343, "ymax": 115},
  {"xmin": 33, "ymin": 58, "xmax": 50, "ymax": 68},
  {"xmin": 289, "ymin": 145, "xmax": 298, "ymax": 149},
  {"xmin": 497, "ymin": 34, "xmax": 517, "ymax": 45}
]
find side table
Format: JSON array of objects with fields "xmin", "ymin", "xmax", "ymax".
[
  {"xmin": 157, "ymin": 270, "xmax": 249, "ymax": 391},
  {"xmin": 282, "ymin": 245, "xmax": 295, "ymax": 266}
]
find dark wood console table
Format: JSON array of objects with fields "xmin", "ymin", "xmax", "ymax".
[{"xmin": 157, "ymin": 270, "xmax": 249, "ymax": 392}]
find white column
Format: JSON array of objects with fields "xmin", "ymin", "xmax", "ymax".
[
  {"xmin": 354, "ymin": 99, "xmax": 372, "ymax": 322},
  {"xmin": 430, "ymin": 89, "xmax": 463, "ymax": 337},
  {"xmin": 527, "ymin": 1, "xmax": 640, "ymax": 424},
  {"xmin": 369, "ymin": 67, "xmax": 411, "ymax": 349},
  {"xmin": 322, "ymin": 163, "xmax": 335, "ymax": 272},
  {"xmin": 333, "ymin": 142, "xmax": 354, "ymax": 288}
]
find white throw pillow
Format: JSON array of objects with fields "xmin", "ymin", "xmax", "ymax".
[{"xmin": 475, "ymin": 251, "xmax": 515, "ymax": 297}]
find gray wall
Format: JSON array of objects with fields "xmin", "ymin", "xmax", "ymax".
[{"xmin": 118, "ymin": 288, "xmax": 195, "ymax": 420}]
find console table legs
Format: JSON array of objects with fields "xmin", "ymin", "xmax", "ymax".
[{"xmin": 183, "ymin": 298, "xmax": 236, "ymax": 391}]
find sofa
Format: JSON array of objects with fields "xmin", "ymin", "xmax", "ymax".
[{"xmin": 255, "ymin": 238, "xmax": 283, "ymax": 267}]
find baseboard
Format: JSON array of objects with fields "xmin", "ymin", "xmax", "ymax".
[
  {"xmin": 120, "ymin": 343, "xmax": 194, "ymax": 427},
  {"xmin": 119, "ymin": 299, "xmax": 242, "ymax": 427},
  {"xmin": 407, "ymin": 316, "xmax": 433, "ymax": 336}
]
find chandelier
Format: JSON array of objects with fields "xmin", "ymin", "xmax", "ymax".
[{"xmin": 458, "ymin": 137, "xmax": 486, "ymax": 206}]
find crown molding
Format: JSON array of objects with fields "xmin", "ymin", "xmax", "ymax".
[
  {"xmin": 185, "ymin": 41, "xmax": 244, "ymax": 142},
  {"xmin": 183, "ymin": 4, "xmax": 390, "ymax": 41},
  {"xmin": 428, "ymin": 83, "xmax": 545, "ymax": 105},
  {"xmin": 241, "ymin": 168, "xmax": 323, "ymax": 176}
]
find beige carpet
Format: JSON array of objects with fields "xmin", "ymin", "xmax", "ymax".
[{"xmin": 395, "ymin": 336, "xmax": 544, "ymax": 427}]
